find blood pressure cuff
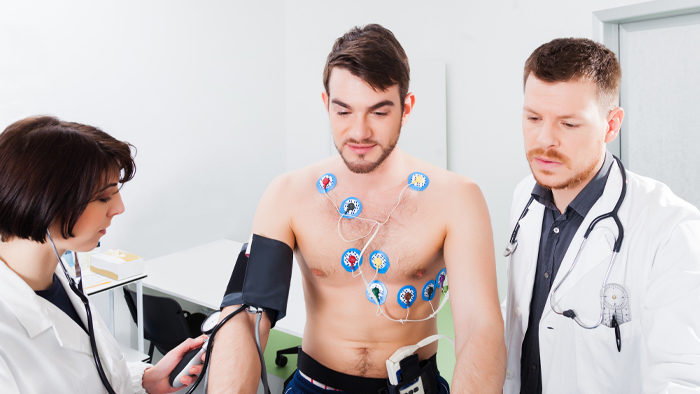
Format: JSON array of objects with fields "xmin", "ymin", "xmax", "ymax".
[{"xmin": 220, "ymin": 234, "xmax": 293, "ymax": 328}]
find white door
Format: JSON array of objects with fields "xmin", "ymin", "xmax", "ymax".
[{"xmin": 618, "ymin": 12, "xmax": 700, "ymax": 210}]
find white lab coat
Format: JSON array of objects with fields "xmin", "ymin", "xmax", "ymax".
[
  {"xmin": 0, "ymin": 261, "xmax": 149, "ymax": 394},
  {"xmin": 502, "ymin": 164, "xmax": 700, "ymax": 393}
]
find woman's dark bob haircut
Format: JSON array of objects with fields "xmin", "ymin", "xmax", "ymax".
[{"xmin": 0, "ymin": 116, "xmax": 136, "ymax": 243}]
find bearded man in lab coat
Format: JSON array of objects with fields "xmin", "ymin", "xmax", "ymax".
[{"xmin": 502, "ymin": 37, "xmax": 700, "ymax": 393}]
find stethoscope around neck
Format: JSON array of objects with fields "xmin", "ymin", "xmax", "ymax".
[
  {"xmin": 504, "ymin": 155, "xmax": 627, "ymax": 330},
  {"xmin": 47, "ymin": 229, "xmax": 118, "ymax": 394}
]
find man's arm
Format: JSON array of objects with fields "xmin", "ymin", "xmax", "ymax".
[
  {"xmin": 208, "ymin": 174, "xmax": 295, "ymax": 394},
  {"xmin": 443, "ymin": 179, "xmax": 506, "ymax": 392},
  {"xmin": 208, "ymin": 308, "xmax": 271, "ymax": 394}
]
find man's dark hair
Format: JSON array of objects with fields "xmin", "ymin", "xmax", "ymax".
[
  {"xmin": 524, "ymin": 38, "xmax": 621, "ymax": 111},
  {"xmin": 323, "ymin": 24, "xmax": 410, "ymax": 105},
  {"xmin": 0, "ymin": 116, "xmax": 136, "ymax": 242}
]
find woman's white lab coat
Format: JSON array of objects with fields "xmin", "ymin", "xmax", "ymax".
[
  {"xmin": 502, "ymin": 164, "xmax": 700, "ymax": 393},
  {"xmin": 0, "ymin": 261, "xmax": 150, "ymax": 394}
]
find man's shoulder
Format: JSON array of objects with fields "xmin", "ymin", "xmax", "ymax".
[
  {"xmin": 626, "ymin": 170, "xmax": 700, "ymax": 223},
  {"xmin": 504, "ymin": 175, "xmax": 536, "ymax": 224},
  {"xmin": 406, "ymin": 162, "xmax": 493, "ymax": 227},
  {"xmin": 512, "ymin": 174, "xmax": 536, "ymax": 202},
  {"xmin": 266, "ymin": 156, "xmax": 342, "ymax": 197},
  {"xmin": 428, "ymin": 165, "xmax": 472, "ymax": 186},
  {"xmin": 416, "ymin": 163, "xmax": 486, "ymax": 203},
  {"xmin": 401, "ymin": 155, "xmax": 475, "ymax": 190},
  {"xmin": 515, "ymin": 174, "xmax": 536, "ymax": 194}
]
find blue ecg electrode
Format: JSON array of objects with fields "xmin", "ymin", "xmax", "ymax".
[
  {"xmin": 366, "ymin": 280, "xmax": 388, "ymax": 305},
  {"xmin": 397, "ymin": 285, "xmax": 417, "ymax": 308},
  {"xmin": 408, "ymin": 172, "xmax": 429, "ymax": 191},
  {"xmin": 317, "ymin": 173, "xmax": 337, "ymax": 194},
  {"xmin": 436, "ymin": 268, "xmax": 447, "ymax": 290},
  {"xmin": 369, "ymin": 250, "xmax": 390, "ymax": 274},
  {"xmin": 339, "ymin": 197, "xmax": 362, "ymax": 219},
  {"xmin": 341, "ymin": 248, "xmax": 363, "ymax": 272},
  {"xmin": 422, "ymin": 280, "xmax": 437, "ymax": 301}
]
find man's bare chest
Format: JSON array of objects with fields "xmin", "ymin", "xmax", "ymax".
[{"xmin": 292, "ymin": 191, "xmax": 445, "ymax": 281}]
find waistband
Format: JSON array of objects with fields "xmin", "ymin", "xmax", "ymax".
[{"xmin": 297, "ymin": 348, "xmax": 439, "ymax": 394}]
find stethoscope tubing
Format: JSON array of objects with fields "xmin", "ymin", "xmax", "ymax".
[
  {"xmin": 549, "ymin": 245, "xmax": 619, "ymax": 329},
  {"xmin": 185, "ymin": 305, "xmax": 270, "ymax": 394},
  {"xmin": 506, "ymin": 156, "xmax": 627, "ymax": 329},
  {"xmin": 185, "ymin": 304, "xmax": 247, "ymax": 394},
  {"xmin": 504, "ymin": 196, "xmax": 535, "ymax": 257},
  {"xmin": 47, "ymin": 230, "xmax": 118, "ymax": 394}
]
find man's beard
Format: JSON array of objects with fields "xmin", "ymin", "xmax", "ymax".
[
  {"xmin": 336, "ymin": 130, "xmax": 400, "ymax": 174},
  {"xmin": 526, "ymin": 147, "xmax": 600, "ymax": 190}
]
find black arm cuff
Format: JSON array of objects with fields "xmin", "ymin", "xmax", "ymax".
[{"xmin": 220, "ymin": 234, "xmax": 293, "ymax": 328}]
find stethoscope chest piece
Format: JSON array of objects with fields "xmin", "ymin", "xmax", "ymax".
[{"xmin": 504, "ymin": 241, "xmax": 518, "ymax": 257}]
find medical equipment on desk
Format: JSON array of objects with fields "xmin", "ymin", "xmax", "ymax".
[
  {"xmin": 504, "ymin": 155, "xmax": 629, "ymax": 351},
  {"xmin": 91, "ymin": 249, "xmax": 145, "ymax": 280}
]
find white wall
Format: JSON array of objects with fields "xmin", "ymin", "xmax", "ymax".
[
  {"xmin": 1, "ymin": 0, "xmax": 647, "ymax": 349},
  {"xmin": 1, "ymin": 0, "xmax": 286, "ymax": 259},
  {"xmin": 283, "ymin": 0, "xmax": 642, "ymax": 300},
  {"xmin": 1, "ymin": 0, "xmax": 287, "ymax": 349}
]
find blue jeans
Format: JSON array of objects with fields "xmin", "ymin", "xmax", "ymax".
[{"xmin": 284, "ymin": 370, "xmax": 451, "ymax": 394}]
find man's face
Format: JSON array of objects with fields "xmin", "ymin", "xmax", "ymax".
[
  {"xmin": 323, "ymin": 68, "xmax": 411, "ymax": 174},
  {"xmin": 523, "ymin": 75, "xmax": 614, "ymax": 191}
]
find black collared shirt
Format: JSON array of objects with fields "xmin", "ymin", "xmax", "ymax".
[
  {"xmin": 35, "ymin": 273, "xmax": 87, "ymax": 333},
  {"xmin": 520, "ymin": 152, "xmax": 614, "ymax": 394}
]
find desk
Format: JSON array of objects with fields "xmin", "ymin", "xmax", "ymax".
[
  {"xmin": 85, "ymin": 271, "xmax": 147, "ymax": 353},
  {"xmin": 143, "ymin": 239, "xmax": 306, "ymax": 337}
]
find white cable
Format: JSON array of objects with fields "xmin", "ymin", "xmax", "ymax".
[
  {"xmin": 324, "ymin": 180, "xmax": 451, "ymax": 323},
  {"xmin": 254, "ymin": 311, "xmax": 269, "ymax": 394}
]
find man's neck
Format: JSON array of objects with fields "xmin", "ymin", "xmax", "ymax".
[
  {"xmin": 339, "ymin": 147, "xmax": 410, "ymax": 192},
  {"xmin": 551, "ymin": 154, "xmax": 606, "ymax": 214},
  {"xmin": 0, "ymin": 238, "xmax": 60, "ymax": 291}
]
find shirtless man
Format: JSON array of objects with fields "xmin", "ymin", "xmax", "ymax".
[{"xmin": 208, "ymin": 24, "xmax": 505, "ymax": 394}]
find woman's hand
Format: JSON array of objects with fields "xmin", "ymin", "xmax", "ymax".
[{"xmin": 142, "ymin": 335, "xmax": 208, "ymax": 394}]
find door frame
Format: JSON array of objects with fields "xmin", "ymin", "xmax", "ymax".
[{"xmin": 592, "ymin": 0, "xmax": 700, "ymax": 160}]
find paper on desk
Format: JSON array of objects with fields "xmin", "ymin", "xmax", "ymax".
[{"xmin": 82, "ymin": 271, "xmax": 113, "ymax": 290}]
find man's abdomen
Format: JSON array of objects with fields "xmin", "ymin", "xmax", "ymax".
[{"xmin": 301, "ymin": 284, "xmax": 441, "ymax": 378}]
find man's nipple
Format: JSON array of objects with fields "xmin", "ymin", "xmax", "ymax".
[{"xmin": 311, "ymin": 268, "xmax": 325, "ymax": 277}]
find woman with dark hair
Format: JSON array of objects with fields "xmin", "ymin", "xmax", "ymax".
[{"xmin": 0, "ymin": 116, "xmax": 203, "ymax": 393}]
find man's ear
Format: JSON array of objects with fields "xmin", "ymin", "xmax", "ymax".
[
  {"xmin": 322, "ymin": 91, "xmax": 330, "ymax": 114},
  {"xmin": 605, "ymin": 107, "xmax": 625, "ymax": 143},
  {"xmin": 401, "ymin": 92, "xmax": 416, "ymax": 127}
]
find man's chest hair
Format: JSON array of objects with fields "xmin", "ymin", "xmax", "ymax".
[{"xmin": 294, "ymin": 195, "xmax": 443, "ymax": 280}]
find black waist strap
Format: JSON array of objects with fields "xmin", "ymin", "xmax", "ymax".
[{"xmin": 297, "ymin": 348, "xmax": 439, "ymax": 394}]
